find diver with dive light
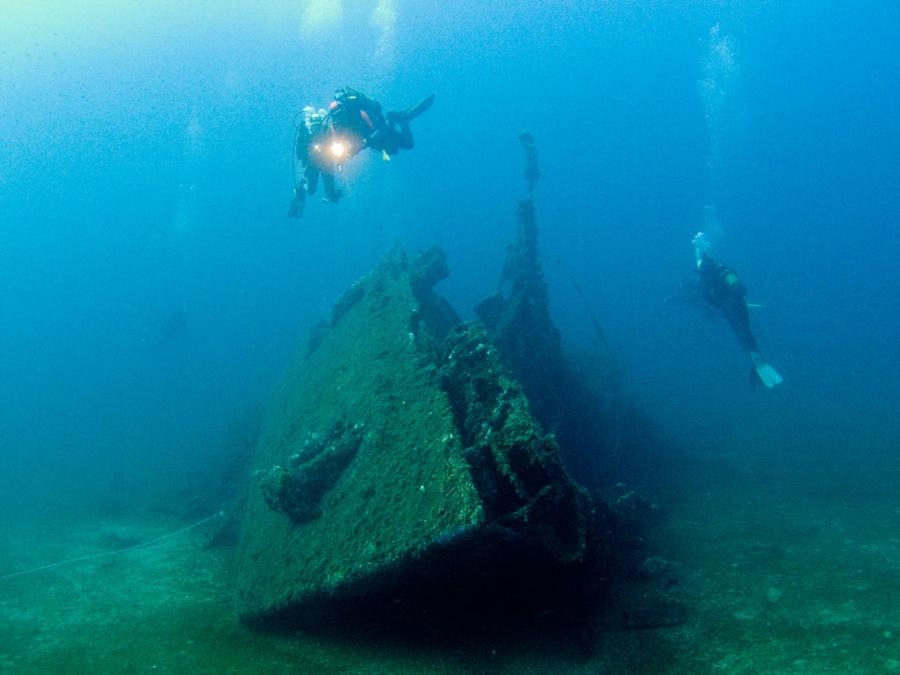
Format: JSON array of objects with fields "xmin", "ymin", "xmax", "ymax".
[
  {"xmin": 287, "ymin": 106, "xmax": 343, "ymax": 218},
  {"xmin": 287, "ymin": 87, "xmax": 435, "ymax": 218}
]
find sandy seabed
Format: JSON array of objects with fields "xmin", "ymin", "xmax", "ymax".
[{"xmin": 3, "ymin": 452, "xmax": 900, "ymax": 675}]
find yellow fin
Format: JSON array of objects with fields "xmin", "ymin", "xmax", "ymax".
[{"xmin": 382, "ymin": 150, "xmax": 391, "ymax": 161}]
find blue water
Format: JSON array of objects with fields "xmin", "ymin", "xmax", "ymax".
[{"xmin": 1, "ymin": 0, "xmax": 899, "ymax": 638}]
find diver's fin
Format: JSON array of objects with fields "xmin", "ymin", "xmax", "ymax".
[
  {"xmin": 286, "ymin": 190, "xmax": 306, "ymax": 218},
  {"xmin": 751, "ymin": 357, "xmax": 783, "ymax": 389},
  {"xmin": 407, "ymin": 93, "xmax": 435, "ymax": 119},
  {"xmin": 387, "ymin": 94, "xmax": 435, "ymax": 124}
]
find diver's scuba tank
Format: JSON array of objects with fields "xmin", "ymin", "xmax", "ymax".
[{"xmin": 692, "ymin": 231, "xmax": 712, "ymax": 269}]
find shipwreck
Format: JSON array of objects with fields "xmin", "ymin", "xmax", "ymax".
[{"xmin": 233, "ymin": 134, "xmax": 642, "ymax": 635}]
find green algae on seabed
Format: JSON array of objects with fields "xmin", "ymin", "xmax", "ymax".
[
  {"xmin": 0, "ymin": 515, "xmax": 486, "ymax": 674},
  {"xmin": 4, "ymin": 455, "xmax": 900, "ymax": 672}
]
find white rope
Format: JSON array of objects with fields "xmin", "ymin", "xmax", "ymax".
[{"xmin": 0, "ymin": 511, "xmax": 225, "ymax": 581}]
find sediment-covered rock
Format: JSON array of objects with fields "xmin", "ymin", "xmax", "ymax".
[{"xmin": 235, "ymin": 250, "xmax": 593, "ymax": 627}]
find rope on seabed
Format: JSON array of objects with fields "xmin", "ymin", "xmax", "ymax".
[{"xmin": 0, "ymin": 510, "xmax": 225, "ymax": 581}]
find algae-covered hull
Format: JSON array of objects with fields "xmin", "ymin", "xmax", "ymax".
[{"xmin": 235, "ymin": 251, "xmax": 591, "ymax": 626}]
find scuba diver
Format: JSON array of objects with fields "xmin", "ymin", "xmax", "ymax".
[
  {"xmin": 287, "ymin": 87, "xmax": 435, "ymax": 218},
  {"xmin": 326, "ymin": 87, "xmax": 434, "ymax": 158},
  {"xmin": 287, "ymin": 106, "xmax": 343, "ymax": 218},
  {"xmin": 691, "ymin": 232, "xmax": 783, "ymax": 388}
]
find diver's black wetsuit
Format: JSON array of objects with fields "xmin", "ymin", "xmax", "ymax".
[
  {"xmin": 327, "ymin": 88, "xmax": 415, "ymax": 157},
  {"xmin": 697, "ymin": 253, "xmax": 757, "ymax": 354},
  {"xmin": 296, "ymin": 114, "xmax": 341, "ymax": 200},
  {"xmin": 288, "ymin": 109, "xmax": 342, "ymax": 217}
]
